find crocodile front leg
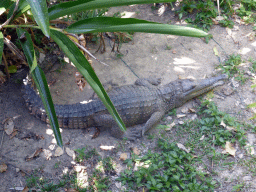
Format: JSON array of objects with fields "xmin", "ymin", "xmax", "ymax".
[{"xmin": 135, "ymin": 78, "xmax": 162, "ymax": 87}]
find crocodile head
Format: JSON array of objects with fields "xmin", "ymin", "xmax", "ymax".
[{"xmin": 176, "ymin": 74, "xmax": 228, "ymax": 107}]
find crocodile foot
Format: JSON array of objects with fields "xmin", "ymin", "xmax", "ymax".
[{"xmin": 122, "ymin": 125, "xmax": 143, "ymax": 141}]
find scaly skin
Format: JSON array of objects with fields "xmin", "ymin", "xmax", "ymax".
[{"xmin": 23, "ymin": 75, "xmax": 227, "ymax": 140}]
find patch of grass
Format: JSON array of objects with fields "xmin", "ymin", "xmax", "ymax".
[
  {"xmin": 249, "ymin": 57, "xmax": 256, "ymax": 73},
  {"xmin": 26, "ymin": 174, "xmax": 40, "ymax": 188},
  {"xmin": 232, "ymin": 183, "xmax": 246, "ymax": 192},
  {"xmin": 168, "ymin": 108, "xmax": 177, "ymax": 116},
  {"xmin": 236, "ymin": 0, "xmax": 256, "ymax": 24},
  {"xmin": 239, "ymin": 157, "xmax": 256, "ymax": 176},
  {"xmin": 87, "ymin": 169, "xmax": 111, "ymax": 191},
  {"xmin": 54, "ymin": 161, "xmax": 61, "ymax": 169},
  {"xmin": 218, "ymin": 15, "xmax": 234, "ymax": 28},
  {"xmin": 197, "ymin": 99, "xmax": 247, "ymax": 147},
  {"xmin": 218, "ymin": 54, "xmax": 249, "ymax": 84},
  {"xmin": 165, "ymin": 44, "xmax": 172, "ymax": 50},
  {"xmin": 177, "ymin": 0, "xmax": 219, "ymax": 31},
  {"xmin": 74, "ymin": 147, "xmax": 99, "ymax": 162},
  {"xmin": 178, "ymin": 0, "xmax": 255, "ymax": 31},
  {"xmin": 218, "ymin": 54, "xmax": 242, "ymax": 77},
  {"xmin": 171, "ymin": 99, "xmax": 248, "ymax": 173},
  {"xmin": 117, "ymin": 139, "xmax": 216, "ymax": 191}
]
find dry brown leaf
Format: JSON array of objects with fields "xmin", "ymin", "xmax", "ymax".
[
  {"xmin": 22, "ymin": 186, "xmax": 29, "ymax": 192},
  {"xmin": 177, "ymin": 143, "xmax": 190, "ymax": 153},
  {"xmin": 10, "ymin": 187, "xmax": 24, "ymax": 190},
  {"xmin": 54, "ymin": 146, "xmax": 64, "ymax": 157},
  {"xmin": 199, "ymin": 135, "xmax": 205, "ymax": 141},
  {"xmin": 132, "ymin": 147, "xmax": 140, "ymax": 155},
  {"xmin": 248, "ymin": 32, "xmax": 255, "ymax": 41},
  {"xmin": 67, "ymin": 188, "xmax": 79, "ymax": 192},
  {"xmin": 226, "ymin": 27, "xmax": 232, "ymax": 36},
  {"xmin": 216, "ymin": 16, "xmax": 224, "ymax": 21},
  {"xmin": 10, "ymin": 130, "xmax": 18, "ymax": 139},
  {"xmin": 3, "ymin": 118, "xmax": 14, "ymax": 135},
  {"xmin": 220, "ymin": 120, "xmax": 236, "ymax": 131},
  {"xmin": 224, "ymin": 141, "xmax": 236, "ymax": 156},
  {"xmin": 66, "ymin": 147, "xmax": 75, "ymax": 158},
  {"xmin": 99, "ymin": 146, "xmax": 115, "ymax": 150},
  {"xmin": 246, "ymin": 143, "xmax": 255, "ymax": 155},
  {"xmin": 165, "ymin": 122, "xmax": 175, "ymax": 131},
  {"xmin": 25, "ymin": 148, "xmax": 43, "ymax": 161},
  {"xmin": 120, "ymin": 153, "xmax": 128, "ymax": 161},
  {"xmin": 213, "ymin": 46, "xmax": 219, "ymax": 56},
  {"xmin": 177, "ymin": 114, "xmax": 186, "ymax": 118},
  {"xmin": 189, "ymin": 108, "xmax": 196, "ymax": 113},
  {"xmin": 0, "ymin": 163, "xmax": 7, "ymax": 172}
]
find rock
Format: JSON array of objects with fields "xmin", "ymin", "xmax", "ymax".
[
  {"xmin": 54, "ymin": 146, "xmax": 64, "ymax": 157},
  {"xmin": 165, "ymin": 122, "xmax": 175, "ymax": 131},
  {"xmin": 181, "ymin": 107, "xmax": 188, "ymax": 113},
  {"xmin": 39, "ymin": 53, "xmax": 46, "ymax": 63},
  {"xmin": 190, "ymin": 114, "xmax": 198, "ymax": 121},
  {"xmin": 132, "ymin": 147, "xmax": 140, "ymax": 155},
  {"xmin": 243, "ymin": 176, "xmax": 252, "ymax": 181},
  {"xmin": 230, "ymin": 77, "xmax": 239, "ymax": 88},
  {"xmin": 238, "ymin": 154, "xmax": 244, "ymax": 159},
  {"xmin": 222, "ymin": 86, "xmax": 234, "ymax": 96},
  {"xmin": 178, "ymin": 121, "xmax": 184, "ymax": 125},
  {"xmin": 177, "ymin": 114, "xmax": 186, "ymax": 118},
  {"xmin": 120, "ymin": 153, "xmax": 129, "ymax": 161},
  {"xmin": 166, "ymin": 116, "xmax": 173, "ymax": 121},
  {"xmin": 247, "ymin": 134, "xmax": 256, "ymax": 145}
]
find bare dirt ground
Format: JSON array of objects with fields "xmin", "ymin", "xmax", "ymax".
[{"xmin": 1, "ymin": 4, "xmax": 256, "ymax": 192}]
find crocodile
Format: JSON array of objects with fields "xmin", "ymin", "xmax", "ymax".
[{"xmin": 22, "ymin": 74, "xmax": 227, "ymax": 140}]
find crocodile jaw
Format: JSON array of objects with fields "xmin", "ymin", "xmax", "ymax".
[{"xmin": 182, "ymin": 74, "xmax": 228, "ymax": 101}]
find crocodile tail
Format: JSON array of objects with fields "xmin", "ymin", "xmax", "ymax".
[{"xmin": 22, "ymin": 80, "xmax": 94, "ymax": 129}]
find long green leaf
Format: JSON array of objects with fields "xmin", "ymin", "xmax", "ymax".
[
  {"xmin": 26, "ymin": 0, "xmax": 50, "ymax": 37},
  {"xmin": 16, "ymin": 28, "xmax": 63, "ymax": 147},
  {"xmin": 48, "ymin": 0, "xmax": 176, "ymax": 20},
  {"xmin": 0, "ymin": 32, "xmax": 3, "ymax": 62},
  {"xmin": 65, "ymin": 17, "xmax": 208, "ymax": 37},
  {"xmin": 50, "ymin": 29, "xmax": 126, "ymax": 132}
]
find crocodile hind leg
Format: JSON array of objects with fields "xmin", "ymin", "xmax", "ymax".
[
  {"xmin": 141, "ymin": 111, "xmax": 165, "ymax": 136},
  {"xmin": 118, "ymin": 111, "xmax": 165, "ymax": 140},
  {"xmin": 113, "ymin": 111, "xmax": 165, "ymax": 140},
  {"xmin": 93, "ymin": 114, "xmax": 144, "ymax": 140}
]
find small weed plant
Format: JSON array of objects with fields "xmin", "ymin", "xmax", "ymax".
[
  {"xmin": 218, "ymin": 54, "xmax": 249, "ymax": 84},
  {"xmin": 178, "ymin": 0, "xmax": 255, "ymax": 31},
  {"xmin": 197, "ymin": 99, "xmax": 247, "ymax": 147}
]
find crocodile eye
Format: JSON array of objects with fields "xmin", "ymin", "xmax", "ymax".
[{"xmin": 182, "ymin": 80, "xmax": 196, "ymax": 91}]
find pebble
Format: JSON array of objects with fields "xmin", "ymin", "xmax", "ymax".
[
  {"xmin": 230, "ymin": 77, "xmax": 239, "ymax": 88},
  {"xmin": 132, "ymin": 147, "xmax": 140, "ymax": 155},
  {"xmin": 190, "ymin": 114, "xmax": 198, "ymax": 121},
  {"xmin": 247, "ymin": 134, "xmax": 256, "ymax": 145},
  {"xmin": 222, "ymin": 86, "xmax": 234, "ymax": 96},
  {"xmin": 120, "ymin": 153, "xmax": 130, "ymax": 161},
  {"xmin": 243, "ymin": 176, "xmax": 252, "ymax": 181},
  {"xmin": 177, "ymin": 114, "xmax": 186, "ymax": 118},
  {"xmin": 165, "ymin": 122, "xmax": 175, "ymax": 131},
  {"xmin": 166, "ymin": 116, "xmax": 172, "ymax": 121}
]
